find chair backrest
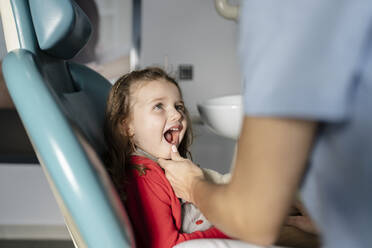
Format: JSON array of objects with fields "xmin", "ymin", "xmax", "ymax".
[{"xmin": 0, "ymin": 0, "xmax": 134, "ymax": 247}]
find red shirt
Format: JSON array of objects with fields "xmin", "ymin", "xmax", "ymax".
[{"xmin": 125, "ymin": 155, "xmax": 229, "ymax": 248}]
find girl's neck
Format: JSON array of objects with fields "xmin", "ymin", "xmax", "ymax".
[{"xmin": 132, "ymin": 147, "xmax": 158, "ymax": 163}]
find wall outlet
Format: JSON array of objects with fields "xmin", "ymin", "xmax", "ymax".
[{"xmin": 178, "ymin": 64, "xmax": 193, "ymax": 80}]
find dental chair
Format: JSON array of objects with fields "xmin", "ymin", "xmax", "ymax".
[{"xmin": 0, "ymin": 0, "xmax": 133, "ymax": 247}]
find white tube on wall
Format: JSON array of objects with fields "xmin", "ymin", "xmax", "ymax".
[
  {"xmin": 0, "ymin": 0, "xmax": 20, "ymax": 52},
  {"xmin": 214, "ymin": 0, "xmax": 239, "ymax": 21}
]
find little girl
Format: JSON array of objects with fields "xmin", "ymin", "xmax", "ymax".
[{"xmin": 104, "ymin": 68, "xmax": 230, "ymax": 247}]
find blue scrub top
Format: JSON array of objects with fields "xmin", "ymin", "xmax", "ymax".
[{"xmin": 239, "ymin": 1, "xmax": 372, "ymax": 247}]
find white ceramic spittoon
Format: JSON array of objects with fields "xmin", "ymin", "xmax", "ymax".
[{"xmin": 197, "ymin": 94, "xmax": 243, "ymax": 140}]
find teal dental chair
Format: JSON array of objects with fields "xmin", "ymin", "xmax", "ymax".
[{"xmin": 0, "ymin": 0, "xmax": 134, "ymax": 247}]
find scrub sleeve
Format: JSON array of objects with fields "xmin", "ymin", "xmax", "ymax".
[{"xmin": 239, "ymin": 1, "xmax": 372, "ymax": 248}]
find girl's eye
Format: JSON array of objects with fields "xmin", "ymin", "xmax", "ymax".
[
  {"xmin": 176, "ymin": 104, "xmax": 185, "ymax": 112},
  {"xmin": 154, "ymin": 103, "xmax": 163, "ymax": 110}
]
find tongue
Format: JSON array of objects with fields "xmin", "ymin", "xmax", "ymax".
[
  {"xmin": 164, "ymin": 131, "xmax": 180, "ymax": 145},
  {"xmin": 165, "ymin": 132, "xmax": 172, "ymax": 143},
  {"xmin": 171, "ymin": 131, "xmax": 179, "ymax": 145}
]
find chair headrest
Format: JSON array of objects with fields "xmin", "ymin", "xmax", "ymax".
[{"xmin": 29, "ymin": 0, "xmax": 92, "ymax": 59}]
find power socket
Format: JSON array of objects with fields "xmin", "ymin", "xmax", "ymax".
[{"xmin": 178, "ymin": 64, "xmax": 193, "ymax": 81}]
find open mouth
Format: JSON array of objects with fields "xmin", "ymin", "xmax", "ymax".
[{"xmin": 164, "ymin": 125, "xmax": 183, "ymax": 145}]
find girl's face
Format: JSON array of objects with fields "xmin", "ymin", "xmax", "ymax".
[{"xmin": 126, "ymin": 79, "xmax": 187, "ymax": 159}]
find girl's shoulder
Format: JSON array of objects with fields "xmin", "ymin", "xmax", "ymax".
[
  {"xmin": 127, "ymin": 155, "xmax": 174, "ymax": 198},
  {"xmin": 129, "ymin": 155, "xmax": 165, "ymax": 180}
]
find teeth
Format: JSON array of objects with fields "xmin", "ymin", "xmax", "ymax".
[{"xmin": 170, "ymin": 128, "xmax": 179, "ymax": 131}]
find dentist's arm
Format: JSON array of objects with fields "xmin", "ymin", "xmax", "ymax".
[{"xmin": 158, "ymin": 117, "xmax": 317, "ymax": 246}]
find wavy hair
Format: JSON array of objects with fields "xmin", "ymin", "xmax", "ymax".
[{"xmin": 104, "ymin": 67, "xmax": 193, "ymax": 201}]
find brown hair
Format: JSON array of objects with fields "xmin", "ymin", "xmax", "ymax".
[{"xmin": 104, "ymin": 67, "xmax": 193, "ymax": 201}]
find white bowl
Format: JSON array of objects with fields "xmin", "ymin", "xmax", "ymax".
[{"xmin": 197, "ymin": 95, "xmax": 243, "ymax": 140}]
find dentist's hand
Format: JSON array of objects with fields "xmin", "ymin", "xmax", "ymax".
[
  {"xmin": 158, "ymin": 145, "xmax": 204, "ymax": 203},
  {"xmin": 286, "ymin": 200, "xmax": 318, "ymax": 235}
]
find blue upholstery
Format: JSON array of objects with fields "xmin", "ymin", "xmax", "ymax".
[
  {"xmin": 30, "ymin": 0, "xmax": 92, "ymax": 59},
  {"xmin": 2, "ymin": 0, "xmax": 133, "ymax": 247},
  {"xmin": 10, "ymin": 0, "xmax": 38, "ymax": 53}
]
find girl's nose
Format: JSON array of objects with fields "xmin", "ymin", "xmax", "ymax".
[{"xmin": 169, "ymin": 108, "xmax": 182, "ymax": 121}]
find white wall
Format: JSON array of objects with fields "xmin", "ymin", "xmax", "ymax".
[
  {"xmin": 95, "ymin": 0, "xmax": 132, "ymax": 63},
  {"xmin": 0, "ymin": 165, "xmax": 63, "ymax": 225},
  {"xmin": 141, "ymin": 0, "xmax": 242, "ymax": 115},
  {"xmin": 0, "ymin": 165, "xmax": 70, "ymax": 239},
  {"xmin": 192, "ymin": 124, "xmax": 236, "ymax": 174}
]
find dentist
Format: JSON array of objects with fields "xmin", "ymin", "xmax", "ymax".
[{"xmin": 158, "ymin": 1, "xmax": 372, "ymax": 247}]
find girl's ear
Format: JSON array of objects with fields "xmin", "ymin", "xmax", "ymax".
[
  {"xmin": 127, "ymin": 126, "xmax": 135, "ymax": 137},
  {"xmin": 121, "ymin": 118, "xmax": 135, "ymax": 137}
]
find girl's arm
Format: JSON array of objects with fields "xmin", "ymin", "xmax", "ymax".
[
  {"xmin": 159, "ymin": 116, "xmax": 317, "ymax": 246},
  {"xmin": 125, "ymin": 173, "xmax": 229, "ymax": 248}
]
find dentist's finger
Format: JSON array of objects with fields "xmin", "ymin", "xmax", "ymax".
[
  {"xmin": 157, "ymin": 158, "xmax": 169, "ymax": 169},
  {"xmin": 286, "ymin": 216, "xmax": 318, "ymax": 235},
  {"xmin": 170, "ymin": 145, "xmax": 184, "ymax": 161},
  {"xmin": 157, "ymin": 157, "xmax": 178, "ymax": 169}
]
